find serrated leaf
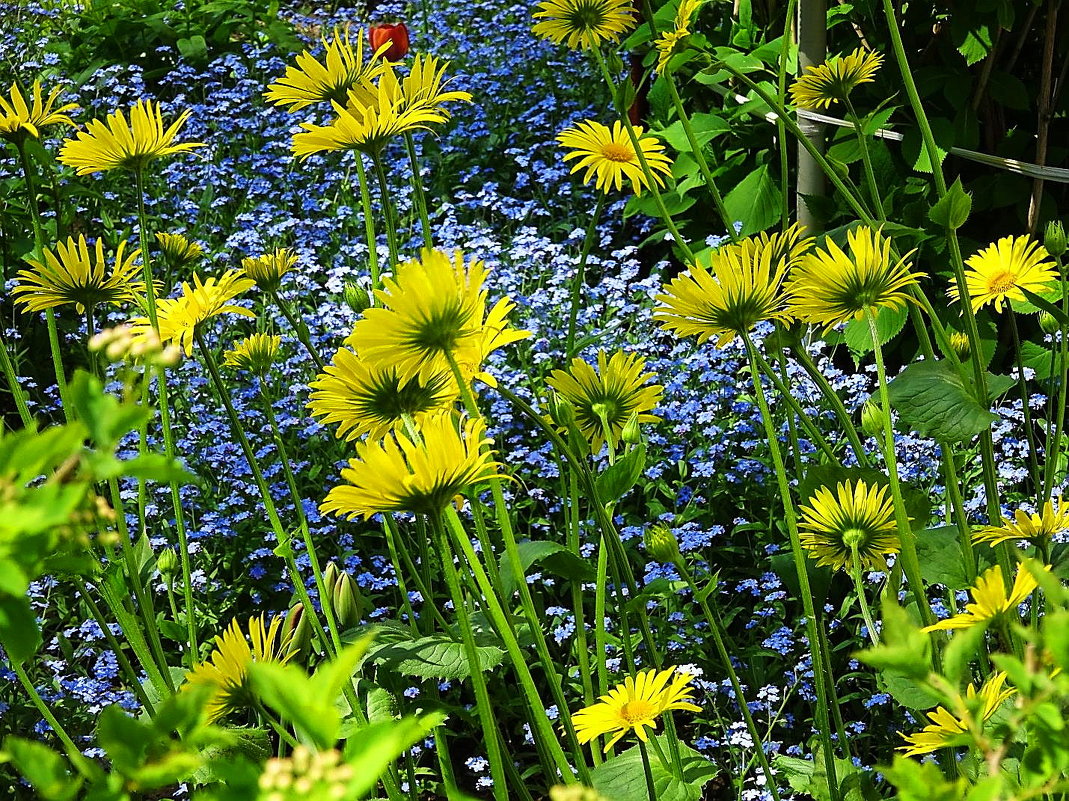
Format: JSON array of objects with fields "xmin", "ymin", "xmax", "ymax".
[
  {"xmin": 844, "ymin": 303, "xmax": 908, "ymax": 356},
  {"xmin": 723, "ymin": 163, "xmax": 781, "ymax": 236},
  {"xmin": 658, "ymin": 113, "xmax": 729, "ymax": 153},
  {"xmin": 592, "ymin": 737, "xmax": 717, "ymax": 801},
  {"xmin": 365, "ymin": 634, "xmax": 505, "ymax": 681},
  {"xmin": 887, "ymin": 360, "xmax": 1004, "ymax": 442},
  {"xmin": 929, "ymin": 179, "xmax": 972, "ymax": 229},
  {"xmin": 499, "ymin": 540, "xmax": 595, "ymax": 597}
]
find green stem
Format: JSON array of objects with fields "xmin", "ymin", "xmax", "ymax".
[
  {"xmin": 43, "ymin": 310, "xmax": 71, "ymax": 419},
  {"xmin": 372, "ymin": 153, "xmax": 401, "ymax": 272},
  {"xmin": 567, "ymin": 468, "xmax": 596, "ymax": 715},
  {"xmin": 353, "ymin": 155, "xmax": 381, "ymax": 295},
  {"xmin": 637, "ymin": 740, "xmax": 658, "ymax": 801},
  {"xmin": 848, "ymin": 558, "xmax": 880, "ymax": 646},
  {"xmin": 11, "ymin": 660, "xmax": 91, "ymax": 773},
  {"xmin": 403, "ymin": 132, "xmax": 434, "ymax": 249},
  {"xmin": 269, "ymin": 289, "xmax": 326, "ymax": 373},
  {"xmin": 0, "ymin": 332, "xmax": 33, "ymax": 428},
  {"xmin": 789, "ymin": 345, "xmax": 871, "ymax": 466},
  {"xmin": 844, "ymin": 96, "xmax": 886, "ymax": 220},
  {"xmin": 566, "ymin": 194, "xmax": 608, "ymax": 359},
  {"xmin": 1044, "ymin": 262, "xmax": 1069, "ymax": 499},
  {"xmin": 255, "ymin": 699, "xmax": 301, "ymax": 749},
  {"xmin": 776, "ymin": 0, "xmax": 799, "ymax": 228}
]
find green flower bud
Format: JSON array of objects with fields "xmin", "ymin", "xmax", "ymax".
[
  {"xmin": 281, "ymin": 602, "xmax": 312, "ymax": 661},
  {"xmin": 332, "ymin": 572, "xmax": 363, "ymax": 631},
  {"xmin": 948, "ymin": 331, "xmax": 970, "ymax": 362},
  {"xmin": 548, "ymin": 393, "xmax": 576, "ymax": 428},
  {"xmin": 323, "ymin": 562, "xmax": 341, "ymax": 600},
  {"xmin": 644, "ymin": 524, "xmax": 680, "ymax": 564},
  {"xmin": 859, "ymin": 400, "xmax": 886, "ymax": 439},
  {"xmin": 1044, "ymin": 220, "xmax": 1067, "ymax": 257},
  {"xmin": 156, "ymin": 548, "xmax": 179, "ymax": 578},
  {"xmin": 343, "ymin": 280, "xmax": 372, "ymax": 314},
  {"xmin": 1040, "ymin": 311, "xmax": 1060, "ymax": 335},
  {"xmin": 620, "ymin": 411, "xmax": 641, "ymax": 445}
]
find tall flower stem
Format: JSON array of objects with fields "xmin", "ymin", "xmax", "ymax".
[
  {"xmin": 1007, "ymin": 308, "xmax": 1042, "ymax": 495},
  {"xmin": 847, "ymin": 558, "xmax": 880, "ymax": 646},
  {"xmin": 353, "ymin": 156, "xmax": 381, "ymax": 295},
  {"xmin": 637, "ymin": 740, "xmax": 658, "ymax": 801},
  {"xmin": 1043, "ymin": 259, "xmax": 1069, "ymax": 499},
  {"xmin": 567, "ymin": 467, "xmax": 596, "ymax": 715},
  {"xmin": 788, "ymin": 345, "xmax": 871, "ymax": 467},
  {"xmin": 566, "ymin": 194, "xmax": 607, "ymax": 359},
  {"xmin": 268, "ymin": 289, "xmax": 326, "ymax": 373},
  {"xmin": 372, "ymin": 154, "xmax": 401, "ymax": 272},
  {"xmin": 403, "ymin": 132, "xmax": 434, "ymax": 249},
  {"xmin": 0, "ymin": 333, "xmax": 33, "ymax": 428},
  {"xmin": 10, "ymin": 660, "xmax": 90, "ymax": 772},
  {"xmin": 844, "ymin": 96, "xmax": 886, "ymax": 221},
  {"xmin": 776, "ymin": 0, "xmax": 798, "ymax": 228}
]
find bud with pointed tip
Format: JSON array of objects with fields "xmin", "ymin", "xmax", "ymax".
[
  {"xmin": 620, "ymin": 411, "xmax": 641, "ymax": 445},
  {"xmin": 548, "ymin": 393, "xmax": 576, "ymax": 428},
  {"xmin": 332, "ymin": 572, "xmax": 363, "ymax": 631},
  {"xmin": 859, "ymin": 400, "xmax": 886, "ymax": 439},
  {"xmin": 948, "ymin": 331, "xmax": 971, "ymax": 362},
  {"xmin": 343, "ymin": 280, "xmax": 372, "ymax": 315},
  {"xmin": 323, "ymin": 562, "xmax": 341, "ymax": 600},
  {"xmin": 1044, "ymin": 220, "xmax": 1067, "ymax": 257},
  {"xmin": 644, "ymin": 524, "xmax": 680, "ymax": 564},
  {"xmin": 1040, "ymin": 311, "xmax": 1060, "ymax": 335},
  {"xmin": 156, "ymin": 548, "xmax": 179, "ymax": 578},
  {"xmin": 281, "ymin": 602, "xmax": 312, "ymax": 661}
]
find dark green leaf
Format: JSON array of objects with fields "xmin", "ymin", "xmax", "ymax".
[
  {"xmin": 929, "ymin": 179, "xmax": 972, "ymax": 229},
  {"xmin": 499, "ymin": 540, "xmax": 595, "ymax": 598},
  {"xmin": 592, "ymin": 737, "xmax": 717, "ymax": 801},
  {"xmin": 723, "ymin": 163, "xmax": 781, "ymax": 235},
  {"xmin": 887, "ymin": 360, "xmax": 1000, "ymax": 442},
  {"xmin": 595, "ymin": 444, "xmax": 647, "ymax": 503},
  {"xmin": 365, "ymin": 634, "xmax": 505, "ymax": 681},
  {"xmin": 0, "ymin": 595, "xmax": 41, "ymax": 665}
]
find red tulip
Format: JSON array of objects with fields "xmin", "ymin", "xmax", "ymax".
[{"xmin": 369, "ymin": 22, "xmax": 410, "ymax": 60}]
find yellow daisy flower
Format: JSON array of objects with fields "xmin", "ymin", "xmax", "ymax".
[
  {"xmin": 923, "ymin": 564, "xmax": 1044, "ymax": 632},
  {"xmin": 183, "ymin": 615, "xmax": 293, "ymax": 723},
  {"xmin": 242, "ymin": 247, "xmax": 298, "ymax": 293},
  {"xmin": 797, "ymin": 480, "xmax": 900, "ymax": 572},
  {"xmin": 546, "ymin": 349, "xmax": 662, "ymax": 453},
  {"xmin": 156, "ymin": 232, "xmax": 204, "ymax": 270},
  {"xmin": 264, "ymin": 26, "xmax": 390, "ymax": 111},
  {"xmin": 557, "ymin": 120, "xmax": 673, "ymax": 195},
  {"xmin": 58, "ymin": 100, "xmax": 204, "ymax": 175},
  {"xmin": 898, "ymin": 672, "xmax": 1014, "ymax": 757},
  {"xmin": 308, "ymin": 347, "xmax": 458, "ymax": 442},
  {"xmin": 383, "ymin": 54, "xmax": 473, "ymax": 120},
  {"xmin": 130, "ymin": 269, "xmax": 255, "ymax": 356},
  {"xmin": 13, "ymin": 235, "xmax": 143, "ymax": 314},
  {"xmin": 291, "ymin": 90, "xmax": 444, "ymax": 158},
  {"xmin": 723, "ymin": 222, "xmax": 813, "ymax": 270},
  {"xmin": 571, "ymin": 667, "xmax": 701, "ymax": 752},
  {"xmin": 453, "ymin": 296, "xmax": 531, "ymax": 388},
  {"xmin": 654, "ymin": 0, "xmax": 701, "ymax": 73},
  {"xmin": 973, "ymin": 496, "xmax": 1069, "ymax": 547},
  {"xmin": 0, "ymin": 81, "xmax": 77, "ymax": 142},
  {"xmin": 223, "ymin": 333, "xmax": 282, "ymax": 376},
  {"xmin": 532, "ymin": 0, "xmax": 634, "ymax": 49},
  {"xmin": 951, "ymin": 235, "xmax": 1057, "ymax": 313},
  {"xmin": 790, "ymin": 47, "xmax": 884, "ymax": 109},
  {"xmin": 785, "ymin": 226, "xmax": 923, "ymax": 330},
  {"xmin": 654, "ymin": 237, "xmax": 792, "ymax": 346},
  {"xmin": 320, "ymin": 415, "xmax": 502, "ymax": 519}
]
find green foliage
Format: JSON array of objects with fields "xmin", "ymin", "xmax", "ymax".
[{"xmin": 590, "ymin": 737, "xmax": 717, "ymax": 801}]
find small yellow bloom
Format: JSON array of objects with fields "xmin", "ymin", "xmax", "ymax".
[
  {"xmin": 974, "ymin": 496, "xmax": 1069, "ymax": 546},
  {"xmin": 14, "ymin": 235, "xmax": 143, "ymax": 314},
  {"xmin": 723, "ymin": 222, "xmax": 813, "ymax": 271},
  {"xmin": 242, "ymin": 247, "xmax": 297, "ymax": 293},
  {"xmin": 571, "ymin": 668, "xmax": 701, "ymax": 752},
  {"xmin": 557, "ymin": 120, "xmax": 672, "ymax": 195},
  {"xmin": 897, "ymin": 672, "xmax": 1014, "ymax": 757},
  {"xmin": 223, "ymin": 333, "xmax": 282, "ymax": 376},
  {"xmin": 59, "ymin": 100, "xmax": 204, "ymax": 175},
  {"xmin": 0, "ymin": 81, "xmax": 76, "ymax": 142},
  {"xmin": 654, "ymin": 0, "xmax": 701, "ymax": 73},
  {"xmin": 797, "ymin": 480, "xmax": 900, "ymax": 572},
  {"xmin": 923, "ymin": 564, "xmax": 1044, "ymax": 632},
  {"xmin": 155, "ymin": 232, "xmax": 204, "ymax": 270},
  {"xmin": 532, "ymin": 0, "xmax": 634, "ymax": 50},
  {"xmin": 790, "ymin": 47, "xmax": 884, "ymax": 109},
  {"xmin": 951, "ymin": 235, "xmax": 1058, "ymax": 313}
]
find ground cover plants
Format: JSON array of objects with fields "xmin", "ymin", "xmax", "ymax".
[{"xmin": 1, "ymin": 0, "xmax": 1069, "ymax": 799}]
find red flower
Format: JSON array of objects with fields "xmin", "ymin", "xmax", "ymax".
[{"xmin": 369, "ymin": 23, "xmax": 410, "ymax": 60}]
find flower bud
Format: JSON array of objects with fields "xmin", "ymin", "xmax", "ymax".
[
  {"xmin": 343, "ymin": 280, "xmax": 372, "ymax": 315},
  {"xmin": 859, "ymin": 399, "xmax": 886, "ymax": 439},
  {"xmin": 332, "ymin": 572, "xmax": 363, "ymax": 631},
  {"xmin": 282, "ymin": 602, "xmax": 313, "ymax": 661},
  {"xmin": 1040, "ymin": 311, "xmax": 1060, "ymax": 335},
  {"xmin": 620, "ymin": 411, "xmax": 641, "ymax": 445},
  {"xmin": 156, "ymin": 548, "xmax": 179, "ymax": 578},
  {"xmin": 548, "ymin": 393, "xmax": 576, "ymax": 428},
  {"xmin": 644, "ymin": 524, "xmax": 680, "ymax": 564},
  {"xmin": 948, "ymin": 331, "xmax": 970, "ymax": 362},
  {"xmin": 1044, "ymin": 220, "xmax": 1067, "ymax": 257},
  {"xmin": 369, "ymin": 22, "xmax": 410, "ymax": 60}
]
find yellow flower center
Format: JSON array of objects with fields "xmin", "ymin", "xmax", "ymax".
[
  {"xmin": 619, "ymin": 699, "xmax": 657, "ymax": 724},
  {"xmin": 986, "ymin": 270, "xmax": 1018, "ymax": 295},
  {"xmin": 600, "ymin": 142, "xmax": 634, "ymax": 163}
]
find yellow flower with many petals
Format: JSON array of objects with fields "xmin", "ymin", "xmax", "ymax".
[
  {"xmin": 923, "ymin": 564, "xmax": 1045, "ymax": 632},
  {"xmin": 557, "ymin": 120, "xmax": 672, "ymax": 195},
  {"xmin": 130, "ymin": 270, "xmax": 255, "ymax": 356},
  {"xmin": 790, "ymin": 47, "xmax": 884, "ymax": 109},
  {"xmin": 320, "ymin": 415, "xmax": 502, "ymax": 519},
  {"xmin": 723, "ymin": 222, "xmax": 813, "ymax": 270},
  {"xmin": 572, "ymin": 668, "xmax": 701, "ymax": 752},
  {"xmin": 786, "ymin": 226, "xmax": 922, "ymax": 330},
  {"xmin": 533, "ymin": 0, "xmax": 634, "ymax": 49},
  {"xmin": 654, "ymin": 0, "xmax": 702, "ymax": 73},
  {"xmin": 974, "ymin": 496, "xmax": 1069, "ymax": 547},
  {"xmin": 547, "ymin": 350, "xmax": 662, "ymax": 453},
  {"xmin": 0, "ymin": 81, "xmax": 76, "ymax": 142},
  {"xmin": 155, "ymin": 232, "xmax": 204, "ymax": 270},
  {"xmin": 951, "ymin": 235, "xmax": 1057, "ymax": 313},
  {"xmin": 388, "ymin": 55, "xmax": 473, "ymax": 120},
  {"xmin": 183, "ymin": 615, "xmax": 293, "ymax": 723},
  {"xmin": 14, "ymin": 235, "xmax": 143, "ymax": 314},
  {"xmin": 59, "ymin": 100, "xmax": 203, "ymax": 175},
  {"xmin": 453, "ymin": 296, "xmax": 531, "ymax": 388},
  {"xmin": 797, "ymin": 480, "xmax": 900, "ymax": 572},
  {"xmin": 242, "ymin": 248, "xmax": 297, "ymax": 293},
  {"xmin": 898, "ymin": 672, "xmax": 1014, "ymax": 757},
  {"xmin": 223, "ymin": 333, "xmax": 282, "ymax": 376}
]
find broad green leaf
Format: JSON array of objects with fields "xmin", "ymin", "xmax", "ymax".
[
  {"xmin": 844, "ymin": 303, "xmax": 908, "ymax": 357},
  {"xmin": 595, "ymin": 444, "xmax": 647, "ymax": 503},
  {"xmin": 855, "ymin": 599, "xmax": 930, "ymax": 679},
  {"xmin": 915, "ymin": 526, "xmax": 991, "ymax": 590},
  {"xmin": 723, "ymin": 163, "xmax": 781, "ymax": 235},
  {"xmin": 248, "ymin": 661, "xmax": 338, "ymax": 749},
  {"xmin": 0, "ymin": 595, "xmax": 41, "ymax": 665},
  {"xmin": 344, "ymin": 713, "xmax": 447, "ymax": 798},
  {"xmin": 365, "ymin": 634, "xmax": 505, "ymax": 681},
  {"xmin": 929, "ymin": 179, "xmax": 972, "ymax": 229},
  {"xmin": 499, "ymin": 540, "xmax": 595, "ymax": 597},
  {"xmin": 658, "ymin": 113, "xmax": 729, "ymax": 153},
  {"xmin": 882, "ymin": 755, "xmax": 968, "ymax": 801},
  {"xmin": 592, "ymin": 737, "xmax": 717, "ymax": 801},
  {"xmin": 886, "ymin": 360, "xmax": 1004, "ymax": 442},
  {"xmin": 902, "ymin": 117, "xmax": 954, "ymax": 174},
  {"xmin": 878, "ymin": 670, "xmax": 941, "ymax": 711},
  {"xmin": 97, "ymin": 705, "xmax": 150, "ymax": 773},
  {"xmin": 4, "ymin": 738, "xmax": 80, "ymax": 801}
]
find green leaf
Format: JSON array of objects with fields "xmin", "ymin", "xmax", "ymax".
[
  {"xmin": 499, "ymin": 540, "xmax": 595, "ymax": 598},
  {"xmin": 855, "ymin": 599, "xmax": 930, "ymax": 679},
  {"xmin": 723, "ymin": 163, "xmax": 781, "ymax": 236},
  {"xmin": 311, "ymin": 636, "xmax": 376, "ymax": 705},
  {"xmin": 1019, "ymin": 287, "xmax": 1069, "ymax": 326},
  {"xmin": 97, "ymin": 705, "xmax": 150, "ymax": 773},
  {"xmin": 344, "ymin": 713, "xmax": 446, "ymax": 798},
  {"xmin": 844, "ymin": 303, "xmax": 908, "ymax": 357},
  {"xmin": 365, "ymin": 634, "xmax": 505, "ymax": 681},
  {"xmin": 886, "ymin": 360, "xmax": 1002, "ymax": 442},
  {"xmin": 775, "ymin": 746, "xmax": 869, "ymax": 801},
  {"xmin": 915, "ymin": 526, "xmax": 991, "ymax": 590},
  {"xmin": 0, "ymin": 595, "xmax": 41, "ymax": 665},
  {"xmin": 4, "ymin": 738, "xmax": 80, "ymax": 801},
  {"xmin": 591, "ymin": 737, "xmax": 717, "ymax": 801},
  {"xmin": 943, "ymin": 621, "xmax": 988, "ymax": 687},
  {"xmin": 247, "ymin": 661, "xmax": 339, "ymax": 749},
  {"xmin": 67, "ymin": 371, "xmax": 147, "ymax": 447},
  {"xmin": 929, "ymin": 179, "xmax": 972, "ymax": 229},
  {"xmin": 595, "ymin": 444, "xmax": 647, "ymax": 503},
  {"xmin": 882, "ymin": 755, "xmax": 968, "ymax": 801},
  {"xmin": 902, "ymin": 117, "xmax": 954, "ymax": 174},
  {"xmin": 658, "ymin": 113, "xmax": 729, "ymax": 153},
  {"xmin": 877, "ymin": 670, "xmax": 942, "ymax": 711}
]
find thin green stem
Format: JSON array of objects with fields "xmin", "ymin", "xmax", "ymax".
[
  {"xmin": 43, "ymin": 311, "xmax": 71, "ymax": 419},
  {"xmin": 255, "ymin": 699, "xmax": 301, "ymax": 749},
  {"xmin": 566, "ymin": 195, "xmax": 608, "ymax": 359},
  {"xmin": 373, "ymin": 154, "xmax": 401, "ymax": 272},
  {"xmin": 403, "ymin": 132, "xmax": 434, "ymax": 249},
  {"xmin": 848, "ymin": 558, "xmax": 880, "ymax": 646},
  {"xmin": 11, "ymin": 660, "xmax": 91, "ymax": 773},
  {"xmin": 844, "ymin": 96, "xmax": 886, "ymax": 220},
  {"xmin": 1044, "ymin": 262, "xmax": 1069, "ymax": 499},
  {"xmin": 567, "ymin": 468, "xmax": 596, "ymax": 712},
  {"xmin": 0, "ymin": 333, "xmax": 33, "ymax": 428},
  {"xmin": 789, "ymin": 345, "xmax": 871, "ymax": 466},
  {"xmin": 1008, "ymin": 308, "xmax": 1042, "ymax": 495},
  {"xmin": 637, "ymin": 740, "xmax": 658, "ymax": 801},
  {"xmin": 269, "ymin": 289, "xmax": 326, "ymax": 373},
  {"xmin": 776, "ymin": 0, "xmax": 798, "ymax": 228},
  {"xmin": 353, "ymin": 155, "xmax": 381, "ymax": 295}
]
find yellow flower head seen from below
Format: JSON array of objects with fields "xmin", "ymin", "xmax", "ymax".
[
  {"xmin": 654, "ymin": 0, "xmax": 702, "ymax": 73},
  {"xmin": 557, "ymin": 120, "xmax": 672, "ymax": 196},
  {"xmin": 797, "ymin": 480, "xmax": 900, "ymax": 572},
  {"xmin": 370, "ymin": 55, "xmax": 473, "ymax": 120},
  {"xmin": 14, "ymin": 235, "xmax": 144, "ymax": 314},
  {"xmin": 183, "ymin": 615, "xmax": 293, "ymax": 723},
  {"xmin": 786, "ymin": 226, "xmax": 923, "ymax": 330},
  {"xmin": 951, "ymin": 235, "xmax": 1057, "ymax": 313},
  {"xmin": 923, "ymin": 563, "xmax": 1045, "ymax": 632},
  {"xmin": 223, "ymin": 333, "xmax": 282, "ymax": 376},
  {"xmin": 320, "ymin": 415, "xmax": 503, "ymax": 519},
  {"xmin": 546, "ymin": 349, "xmax": 662, "ymax": 453},
  {"xmin": 572, "ymin": 667, "xmax": 701, "ymax": 752},
  {"xmin": 724, "ymin": 222, "xmax": 813, "ymax": 271},
  {"xmin": 130, "ymin": 269, "xmax": 255, "ymax": 356},
  {"xmin": 654, "ymin": 237, "xmax": 792, "ymax": 347},
  {"xmin": 156, "ymin": 232, "xmax": 204, "ymax": 270},
  {"xmin": 265, "ymin": 26, "xmax": 390, "ymax": 111},
  {"xmin": 533, "ymin": 0, "xmax": 634, "ymax": 50},
  {"xmin": 452, "ymin": 296, "xmax": 531, "ymax": 389},
  {"xmin": 308, "ymin": 347, "xmax": 458, "ymax": 442},
  {"xmin": 790, "ymin": 47, "xmax": 884, "ymax": 109},
  {"xmin": 242, "ymin": 247, "xmax": 298, "ymax": 293},
  {"xmin": 898, "ymin": 672, "xmax": 1014, "ymax": 757},
  {"xmin": 974, "ymin": 495, "xmax": 1069, "ymax": 547},
  {"xmin": 0, "ymin": 81, "xmax": 76, "ymax": 142}
]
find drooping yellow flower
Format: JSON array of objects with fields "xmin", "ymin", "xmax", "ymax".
[
  {"xmin": 130, "ymin": 270, "xmax": 255, "ymax": 356},
  {"xmin": 974, "ymin": 496, "xmax": 1069, "ymax": 547},
  {"xmin": 292, "ymin": 92, "xmax": 442, "ymax": 158},
  {"xmin": 951, "ymin": 235, "xmax": 1057, "ymax": 313},
  {"xmin": 557, "ymin": 120, "xmax": 672, "ymax": 195},
  {"xmin": 242, "ymin": 248, "xmax": 297, "ymax": 293},
  {"xmin": 320, "ymin": 415, "xmax": 502, "ymax": 519},
  {"xmin": 790, "ymin": 47, "xmax": 884, "ymax": 109},
  {"xmin": 797, "ymin": 480, "xmax": 900, "ymax": 572},
  {"xmin": 183, "ymin": 615, "xmax": 293, "ymax": 723},
  {"xmin": 0, "ymin": 81, "xmax": 77, "ymax": 142},
  {"xmin": 58, "ymin": 100, "xmax": 204, "ymax": 175},
  {"xmin": 654, "ymin": 238, "xmax": 792, "ymax": 346},
  {"xmin": 264, "ymin": 26, "xmax": 390, "ymax": 111},
  {"xmin": 156, "ymin": 232, "xmax": 204, "ymax": 270},
  {"xmin": 223, "ymin": 333, "xmax": 282, "ymax": 376},
  {"xmin": 308, "ymin": 347, "xmax": 458, "ymax": 442},
  {"xmin": 923, "ymin": 564, "xmax": 1044, "ymax": 632},
  {"xmin": 654, "ymin": 0, "xmax": 701, "ymax": 73},
  {"xmin": 546, "ymin": 350, "xmax": 662, "ymax": 453},
  {"xmin": 897, "ymin": 672, "xmax": 1014, "ymax": 757},
  {"xmin": 14, "ymin": 235, "xmax": 143, "ymax": 314},
  {"xmin": 785, "ymin": 226, "xmax": 923, "ymax": 330},
  {"xmin": 723, "ymin": 222, "xmax": 813, "ymax": 271},
  {"xmin": 571, "ymin": 668, "xmax": 701, "ymax": 752}
]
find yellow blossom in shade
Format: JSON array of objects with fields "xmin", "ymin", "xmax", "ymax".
[
  {"xmin": 129, "ymin": 270, "xmax": 255, "ymax": 356},
  {"xmin": 790, "ymin": 47, "xmax": 884, "ymax": 109},
  {"xmin": 557, "ymin": 120, "xmax": 672, "ymax": 195},
  {"xmin": 223, "ymin": 333, "xmax": 281, "ymax": 376},
  {"xmin": 546, "ymin": 350, "xmax": 662, "ymax": 453},
  {"xmin": 724, "ymin": 222, "xmax": 813, "ymax": 270},
  {"xmin": 950, "ymin": 235, "xmax": 1058, "ymax": 313},
  {"xmin": 653, "ymin": 238, "xmax": 791, "ymax": 346},
  {"xmin": 242, "ymin": 247, "xmax": 297, "ymax": 292},
  {"xmin": 974, "ymin": 496, "xmax": 1069, "ymax": 546},
  {"xmin": 0, "ymin": 81, "xmax": 77, "ymax": 141},
  {"xmin": 898, "ymin": 672, "xmax": 1015, "ymax": 757},
  {"xmin": 183, "ymin": 615, "xmax": 292, "ymax": 723},
  {"xmin": 571, "ymin": 668, "xmax": 701, "ymax": 752},
  {"xmin": 532, "ymin": 0, "xmax": 634, "ymax": 49},
  {"xmin": 155, "ymin": 232, "xmax": 204, "ymax": 270},
  {"xmin": 264, "ymin": 26, "xmax": 390, "ymax": 111},
  {"xmin": 308, "ymin": 347, "xmax": 458, "ymax": 442},
  {"xmin": 320, "ymin": 415, "xmax": 502, "ymax": 519},
  {"xmin": 58, "ymin": 100, "xmax": 204, "ymax": 175},
  {"xmin": 797, "ymin": 481, "xmax": 900, "ymax": 572},
  {"xmin": 923, "ymin": 564, "xmax": 1045, "ymax": 632},
  {"xmin": 654, "ymin": 0, "xmax": 701, "ymax": 73},
  {"xmin": 14, "ymin": 235, "xmax": 144, "ymax": 314},
  {"xmin": 785, "ymin": 226, "xmax": 923, "ymax": 330},
  {"xmin": 453, "ymin": 297, "xmax": 531, "ymax": 388}
]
